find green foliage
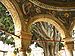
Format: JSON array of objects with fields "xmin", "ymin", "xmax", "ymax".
[
  {"xmin": 5, "ymin": 37, "xmax": 15, "ymax": 45},
  {"xmin": 14, "ymin": 48, "xmax": 19, "ymax": 54},
  {"xmin": 0, "ymin": 32, "xmax": 15, "ymax": 46},
  {"xmin": 0, "ymin": 2, "xmax": 15, "ymax": 46},
  {"xmin": 0, "ymin": 3, "xmax": 19, "ymax": 54},
  {"xmin": 0, "ymin": 2, "xmax": 14, "ymax": 33},
  {"xmin": 59, "ymin": 42, "xmax": 64, "ymax": 50}
]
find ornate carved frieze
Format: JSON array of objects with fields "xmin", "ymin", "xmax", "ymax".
[
  {"xmin": 15, "ymin": 0, "xmax": 75, "ymax": 29},
  {"xmin": 29, "ymin": 0, "xmax": 75, "ymax": 11},
  {"xmin": 16, "ymin": 0, "xmax": 49, "ymax": 19},
  {"xmin": 50, "ymin": 11, "xmax": 75, "ymax": 29}
]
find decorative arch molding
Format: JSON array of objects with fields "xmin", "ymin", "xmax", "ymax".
[
  {"xmin": 27, "ymin": 14, "xmax": 66, "ymax": 39},
  {"xmin": 29, "ymin": 0, "xmax": 75, "ymax": 11},
  {"xmin": 0, "ymin": 0, "xmax": 22, "ymax": 36}
]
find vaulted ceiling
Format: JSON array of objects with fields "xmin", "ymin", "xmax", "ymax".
[
  {"xmin": 5, "ymin": 1, "xmax": 74, "ymax": 56},
  {"xmin": 38, "ymin": 0, "xmax": 75, "ymax": 7},
  {"xmin": 40, "ymin": 0, "xmax": 75, "ymax": 2},
  {"xmin": 15, "ymin": 0, "xmax": 75, "ymax": 30}
]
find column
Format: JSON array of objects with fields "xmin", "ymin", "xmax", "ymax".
[{"xmin": 21, "ymin": 32, "xmax": 32, "ymax": 56}]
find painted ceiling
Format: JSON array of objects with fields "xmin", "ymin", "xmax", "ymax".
[
  {"xmin": 38, "ymin": 0, "xmax": 75, "ymax": 7},
  {"xmin": 15, "ymin": 0, "xmax": 75, "ymax": 30}
]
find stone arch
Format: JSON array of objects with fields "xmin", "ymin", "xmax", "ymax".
[
  {"xmin": 27, "ymin": 14, "xmax": 66, "ymax": 39},
  {"xmin": 0, "ymin": 0, "xmax": 22, "ymax": 36},
  {"xmin": 0, "ymin": 1, "xmax": 23, "ymax": 54}
]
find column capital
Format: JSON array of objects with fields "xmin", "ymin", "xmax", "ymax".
[
  {"xmin": 63, "ymin": 37, "xmax": 73, "ymax": 42},
  {"xmin": 65, "ymin": 41, "xmax": 74, "ymax": 50},
  {"xmin": 63, "ymin": 37, "xmax": 74, "ymax": 51},
  {"xmin": 21, "ymin": 31, "xmax": 32, "ymax": 56},
  {"xmin": 21, "ymin": 32, "xmax": 32, "ymax": 40}
]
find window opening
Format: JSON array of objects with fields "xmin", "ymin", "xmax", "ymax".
[
  {"xmin": 0, "ymin": 2, "xmax": 17, "ymax": 56},
  {"xmin": 26, "ymin": 21, "xmax": 65, "ymax": 56}
]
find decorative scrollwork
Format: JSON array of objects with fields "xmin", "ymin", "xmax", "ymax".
[
  {"xmin": 22, "ymin": 1, "xmax": 42, "ymax": 19},
  {"xmin": 22, "ymin": 2, "xmax": 32, "ymax": 15}
]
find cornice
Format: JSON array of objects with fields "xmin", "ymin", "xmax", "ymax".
[{"xmin": 29, "ymin": 0, "xmax": 75, "ymax": 11}]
